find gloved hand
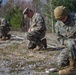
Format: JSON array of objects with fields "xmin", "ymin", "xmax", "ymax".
[{"xmin": 28, "ymin": 28, "xmax": 34, "ymax": 32}]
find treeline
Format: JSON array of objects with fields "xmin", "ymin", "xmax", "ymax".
[{"xmin": 0, "ymin": 0, "xmax": 76, "ymax": 32}]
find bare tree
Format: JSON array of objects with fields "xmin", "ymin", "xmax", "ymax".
[
  {"xmin": 32, "ymin": 0, "xmax": 41, "ymax": 12},
  {"xmin": 50, "ymin": 0, "xmax": 54, "ymax": 33}
]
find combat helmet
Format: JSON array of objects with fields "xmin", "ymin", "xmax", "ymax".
[
  {"xmin": 23, "ymin": 8, "xmax": 30, "ymax": 15},
  {"xmin": 54, "ymin": 6, "xmax": 68, "ymax": 19},
  {"xmin": 23, "ymin": 8, "xmax": 32, "ymax": 18}
]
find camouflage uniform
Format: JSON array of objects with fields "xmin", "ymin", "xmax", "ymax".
[
  {"xmin": 0, "ymin": 18, "xmax": 11, "ymax": 40},
  {"xmin": 27, "ymin": 13, "xmax": 46, "ymax": 49},
  {"xmin": 54, "ymin": 6, "xmax": 76, "ymax": 75},
  {"xmin": 55, "ymin": 13, "xmax": 76, "ymax": 67}
]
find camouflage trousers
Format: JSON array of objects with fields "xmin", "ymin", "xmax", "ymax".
[
  {"xmin": 57, "ymin": 39, "xmax": 76, "ymax": 67},
  {"xmin": 27, "ymin": 30, "xmax": 46, "ymax": 49},
  {"xmin": 0, "ymin": 26, "xmax": 10, "ymax": 37}
]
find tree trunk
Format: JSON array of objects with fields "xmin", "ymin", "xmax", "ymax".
[{"xmin": 50, "ymin": 0, "xmax": 54, "ymax": 33}]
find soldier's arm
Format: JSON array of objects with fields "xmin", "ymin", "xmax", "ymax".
[
  {"xmin": 66, "ymin": 24, "xmax": 76, "ymax": 38},
  {"xmin": 29, "ymin": 15, "xmax": 42, "ymax": 31},
  {"xmin": 33, "ymin": 15, "xmax": 45, "ymax": 31},
  {"xmin": 55, "ymin": 22, "xmax": 63, "ymax": 37}
]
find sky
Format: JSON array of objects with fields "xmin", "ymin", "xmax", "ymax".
[
  {"xmin": 2, "ymin": 0, "xmax": 46, "ymax": 5},
  {"xmin": 2, "ymin": 0, "xmax": 31, "ymax": 5},
  {"xmin": 2, "ymin": 0, "xmax": 6, "ymax": 5}
]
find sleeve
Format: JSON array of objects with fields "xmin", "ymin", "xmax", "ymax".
[
  {"xmin": 31, "ymin": 14, "xmax": 45, "ymax": 31},
  {"xmin": 55, "ymin": 21, "xmax": 60, "ymax": 36},
  {"xmin": 55, "ymin": 21, "xmax": 64, "ymax": 37}
]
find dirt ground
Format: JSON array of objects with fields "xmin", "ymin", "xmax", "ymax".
[{"xmin": 0, "ymin": 31, "xmax": 64, "ymax": 75}]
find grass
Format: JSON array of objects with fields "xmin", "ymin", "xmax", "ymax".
[{"xmin": 49, "ymin": 72, "xmax": 58, "ymax": 75}]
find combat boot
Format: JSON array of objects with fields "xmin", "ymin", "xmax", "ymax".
[
  {"xmin": 28, "ymin": 41, "xmax": 36, "ymax": 49},
  {"xmin": 0, "ymin": 36, "xmax": 2, "ymax": 40},
  {"xmin": 41, "ymin": 38, "xmax": 47, "ymax": 49},
  {"xmin": 58, "ymin": 59, "xmax": 76, "ymax": 75},
  {"xmin": 1, "ymin": 36, "xmax": 6, "ymax": 40},
  {"xmin": 6, "ymin": 34, "xmax": 11, "ymax": 40},
  {"xmin": 33, "ymin": 42, "xmax": 43, "ymax": 50}
]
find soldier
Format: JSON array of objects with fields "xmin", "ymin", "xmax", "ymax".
[
  {"xmin": 0, "ymin": 18, "xmax": 11, "ymax": 40},
  {"xmin": 54, "ymin": 6, "xmax": 76, "ymax": 75},
  {"xmin": 23, "ymin": 8, "xmax": 47, "ymax": 50}
]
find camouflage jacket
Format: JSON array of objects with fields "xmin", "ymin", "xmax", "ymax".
[
  {"xmin": 55, "ymin": 13, "xmax": 76, "ymax": 44},
  {"xmin": 30, "ymin": 13, "xmax": 46, "ymax": 32},
  {"xmin": 0, "ymin": 18, "xmax": 10, "ymax": 32},
  {"xmin": 55, "ymin": 13, "xmax": 76, "ymax": 62}
]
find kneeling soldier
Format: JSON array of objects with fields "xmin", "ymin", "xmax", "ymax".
[{"xmin": 0, "ymin": 18, "xmax": 11, "ymax": 40}]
